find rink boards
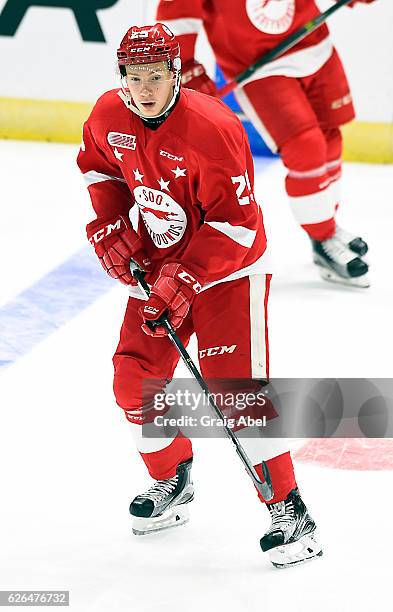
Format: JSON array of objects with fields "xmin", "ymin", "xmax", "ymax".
[{"xmin": 0, "ymin": 95, "xmax": 392, "ymax": 164}]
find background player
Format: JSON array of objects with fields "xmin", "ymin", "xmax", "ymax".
[
  {"xmin": 156, "ymin": 0, "xmax": 376, "ymax": 287},
  {"xmin": 77, "ymin": 23, "xmax": 322, "ymax": 568}
]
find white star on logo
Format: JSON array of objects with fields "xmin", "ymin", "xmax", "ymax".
[
  {"xmin": 157, "ymin": 177, "xmax": 170, "ymax": 192},
  {"xmin": 133, "ymin": 168, "xmax": 144, "ymax": 183},
  {"xmin": 114, "ymin": 148, "xmax": 124, "ymax": 162},
  {"xmin": 171, "ymin": 166, "xmax": 187, "ymax": 179}
]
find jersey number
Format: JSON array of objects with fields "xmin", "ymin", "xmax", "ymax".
[{"xmin": 231, "ymin": 171, "xmax": 254, "ymax": 205}]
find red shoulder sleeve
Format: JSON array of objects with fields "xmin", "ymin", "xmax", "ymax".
[
  {"xmin": 156, "ymin": 0, "xmax": 204, "ymax": 63},
  {"xmin": 77, "ymin": 113, "xmax": 133, "ymax": 220}
]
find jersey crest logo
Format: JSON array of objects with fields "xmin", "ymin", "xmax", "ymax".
[
  {"xmin": 133, "ymin": 186, "xmax": 187, "ymax": 249},
  {"xmin": 246, "ymin": 0, "xmax": 295, "ymax": 35},
  {"xmin": 107, "ymin": 132, "xmax": 137, "ymax": 150}
]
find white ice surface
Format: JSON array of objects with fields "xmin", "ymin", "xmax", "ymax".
[{"xmin": 0, "ymin": 140, "xmax": 392, "ymax": 611}]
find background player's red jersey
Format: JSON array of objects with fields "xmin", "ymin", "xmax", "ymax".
[
  {"xmin": 157, "ymin": 0, "xmax": 330, "ymax": 79},
  {"xmin": 155, "ymin": 1, "xmax": 370, "ymax": 287},
  {"xmin": 77, "ymin": 87, "xmax": 268, "ymax": 288}
]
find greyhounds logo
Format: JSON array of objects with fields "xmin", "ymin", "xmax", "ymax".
[
  {"xmin": 246, "ymin": 0, "xmax": 295, "ymax": 35},
  {"xmin": 134, "ymin": 186, "xmax": 187, "ymax": 248}
]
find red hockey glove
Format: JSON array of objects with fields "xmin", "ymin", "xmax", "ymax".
[
  {"xmin": 181, "ymin": 60, "xmax": 218, "ymax": 97},
  {"xmin": 347, "ymin": 0, "xmax": 375, "ymax": 7},
  {"xmin": 86, "ymin": 215, "xmax": 152, "ymax": 285},
  {"xmin": 140, "ymin": 263, "xmax": 203, "ymax": 337}
]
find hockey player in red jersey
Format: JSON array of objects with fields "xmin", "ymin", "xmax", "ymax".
[
  {"xmin": 156, "ymin": 0, "xmax": 376, "ymax": 287},
  {"xmin": 77, "ymin": 23, "xmax": 322, "ymax": 568}
]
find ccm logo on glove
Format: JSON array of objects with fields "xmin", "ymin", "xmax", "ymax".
[
  {"xmin": 86, "ymin": 214, "xmax": 151, "ymax": 285},
  {"xmin": 181, "ymin": 60, "xmax": 218, "ymax": 97},
  {"xmin": 144, "ymin": 305, "xmax": 160, "ymax": 315},
  {"xmin": 140, "ymin": 263, "xmax": 204, "ymax": 337},
  {"xmin": 89, "ymin": 218, "xmax": 123, "ymax": 245},
  {"xmin": 178, "ymin": 270, "xmax": 202, "ymax": 293}
]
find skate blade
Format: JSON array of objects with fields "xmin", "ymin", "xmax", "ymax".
[
  {"xmin": 269, "ymin": 533, "xmax": 323, "ymax": 569},
  {"xmin": 315, "ymin": 264, "xmax": 370, "ymax": 288},
  {"xmin": 132, "ymin": 504, "xmax": 190, "ymax": 536}
]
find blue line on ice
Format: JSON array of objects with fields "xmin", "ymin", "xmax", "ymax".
[{"xmin": 0, "ymin": 246, "xmax": 112, "ymax": 371}]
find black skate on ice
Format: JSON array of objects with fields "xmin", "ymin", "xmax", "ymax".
[
  {"xmin": 334, "ymin": 224, "xmax": 368, "ymax": 257},
  {"xmin": 130, "ymin": 458, "xmax": 194, "ymax": 535},
  {"xmin": 260, "ymin": 488, "xmax": 323, "ymax": 569},
  {"xmin": 311, "ymin": 233, "xmax": 369, "ymax": 288}
]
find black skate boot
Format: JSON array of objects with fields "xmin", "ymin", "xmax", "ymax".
[
  {"xmin": 130, "ymin": 458, "xmax": 194, "ymax": 535},
  {"xmin": 311, "ymin": 234, "xmax": 369, "ymax": 288},
  {"xmin": 335, "ymin": 225, "xmax": 368, "ymax": 257},
  {"xmin": 260, "ymin": 488, "xmax": 323, "ymax": 569}
]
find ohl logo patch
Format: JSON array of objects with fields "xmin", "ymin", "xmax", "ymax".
[
  {"xmin": 107, "ymin": 132, "xmax": 137, "ymax": 150},
  {"xmin": 246, "ymin": 0, "xmax": 295, "ymax": 35},
  {"xmin": 133, "ymin": 186, "xmax": 187, "ymax": 249}
]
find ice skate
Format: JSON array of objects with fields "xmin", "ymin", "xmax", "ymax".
[
  {"xmin": 334, "ymin": 225, "xmax": 368, "ymax": 257},
  {"xmin": 130, "ymin": 458, "xmax": 194, "ymax": 535},
  {"xmin": 311, "ymin": 234, "xmax": 369, "ymax": 288},
  {"xmin": 260, "ymin": 488, "xmax": 323, "ymax": 569}
]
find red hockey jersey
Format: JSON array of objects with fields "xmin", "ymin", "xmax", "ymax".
[
  {"xmin": 157, "ymin": 0, "xmax": 333, "ymax": 81},
  {"xmin": 77, "ymin": 88, "xmax": 268, "ymax": 290}
]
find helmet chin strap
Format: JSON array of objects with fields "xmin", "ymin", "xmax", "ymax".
[{"xmin": 120, "ymin": 72, "xmax": 181, "ymax": 120}]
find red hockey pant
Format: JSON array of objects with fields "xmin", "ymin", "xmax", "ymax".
[
  {"xmin": 113, "ymin": 275, "xmax": 296, "ymax": 504},
  {"xmin": 236, "ymin": 49, "xmax": 355, "ymax": 241}
]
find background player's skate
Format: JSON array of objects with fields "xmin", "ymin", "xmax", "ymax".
[
  {"xmin": 311, "ymin": 232, "xmax": 369, "ymax": 288},
  {"xmin": 260, "ymin": 488, "xmax": 323, "ymax": 569},
  {"xmin": 335, "ymin": 225, "xmax": 368, "ymax": 257},
  {"xmin": 130, "ymin": 458, "xmax": 194, "ymax": 535}
]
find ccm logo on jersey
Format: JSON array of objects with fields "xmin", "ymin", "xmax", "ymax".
[
  {"xmin": 177, "ymin": 271, "xmax": 202, "ymax": 293},
  {"xmin": 89, "ymin": 219, "xmax": 122, "ymax": 244},
  {"xmin": 199, "ymin": 345, "xmax": 237, "ymax": 359},
  {"xmin": 160, "ymin": 149, "xmax": 184, "ymax": 162},
  {"xmin": 331, "ymin": 94, "xmax": 352, "ymax": 110}
]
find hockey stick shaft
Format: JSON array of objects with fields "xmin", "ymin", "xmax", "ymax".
[
  {"xmin": 217, "ymin": 0, "xmax": 353, "ymax": 97},
  {"xmin": 131, "ymin": 264, "xmax": 274, "ymax": 501}
]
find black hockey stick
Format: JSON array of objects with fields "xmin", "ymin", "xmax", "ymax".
[
  {"xmin": 130, "ymin": 262, "xmax": 274, "ymax": 502},
  {"xmin": 218, "ymin": 0, "xmax": 353, "ymax": 97}
]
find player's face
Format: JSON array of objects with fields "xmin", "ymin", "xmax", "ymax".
[{"xmin": 125, "ymin": 62, "xmax": 175, "ymax": 117}]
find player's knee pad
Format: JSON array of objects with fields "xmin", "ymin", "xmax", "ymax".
[
  {"xmin": 119, "ymin": 397, "xmax": 168, "ymax": 426},
  {"xmin": 323, "ymin": 127, "xmax": 342, "ymax": 162},
  {"xmin": 280, "ymin": 127, "xmax": 329, "ymax": 198},
  {"xmin": 113, "ymin": 354, "xmax": 167, "ymax": 425},
  {"xmin": 281, "ymin": 126, "xmax": 327, "ymax": 172},
  {"xmin": 323, "ymin": 127, "xmax": 342, "ymax": 186},
  {"xmin": 209, "ymin": 378, "xmax": 276, "ymax": 432}
]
